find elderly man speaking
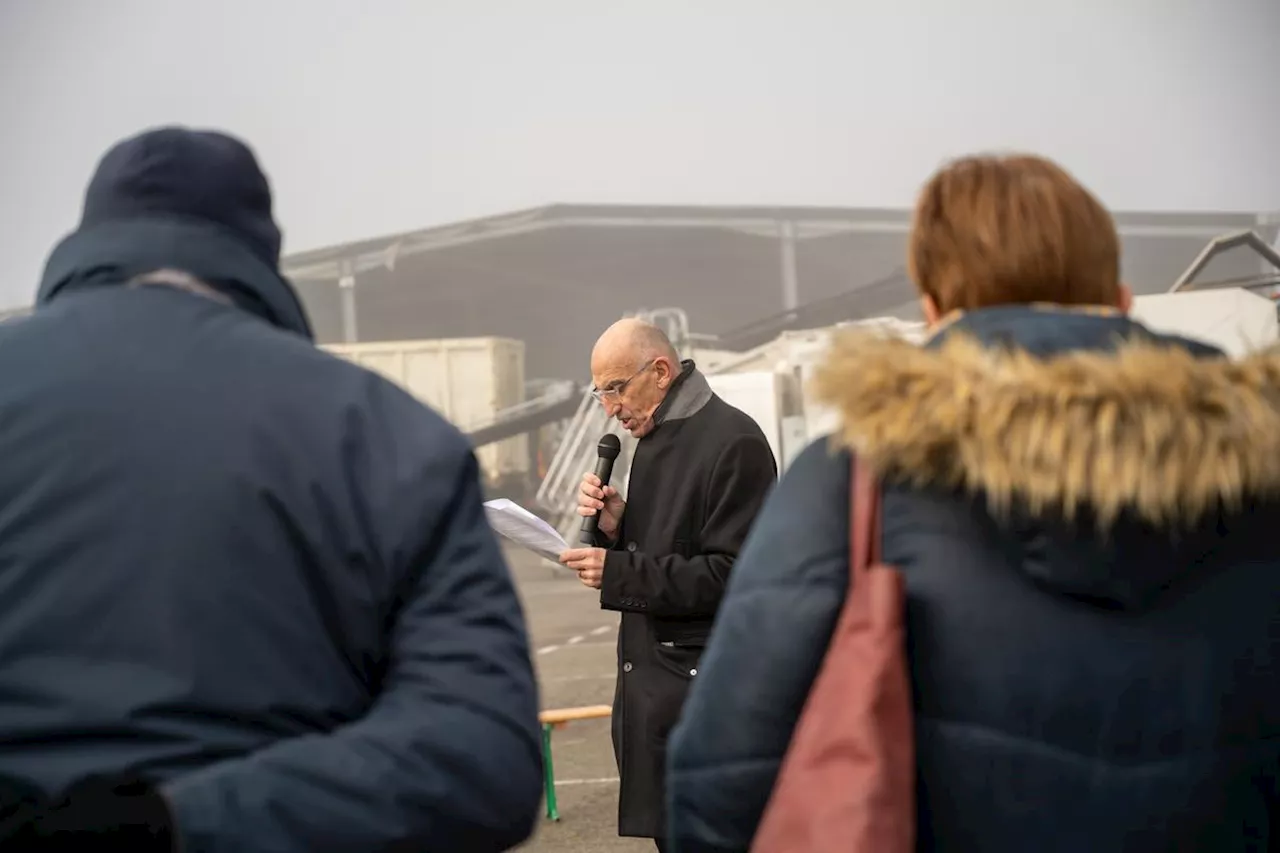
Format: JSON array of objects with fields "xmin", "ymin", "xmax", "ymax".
[{"xmin": 560, "ymin": 318, "xmax": 776, "ymax": 851}]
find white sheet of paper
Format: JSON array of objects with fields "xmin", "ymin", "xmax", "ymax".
[{"xmin": 484, "ymin": 499, "xmax": 571, "ymax": 564}]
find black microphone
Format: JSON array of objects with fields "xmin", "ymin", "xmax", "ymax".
[{"xmin": 580, "ymin": 433, "xmax": 622, "ymax": 544}]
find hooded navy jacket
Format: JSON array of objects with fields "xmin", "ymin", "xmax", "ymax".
[
  {"xmin": 0, "ymin": 131, "xmax": 542, "ymax": 852},
  {"xmin": 668, "ymin": 306, "xmax": 1280, "ymax": 852}
]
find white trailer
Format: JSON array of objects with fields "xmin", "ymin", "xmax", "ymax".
[{"xmin": 1130, "ymin": 288, "xmax": 1278, "ymax": 357}]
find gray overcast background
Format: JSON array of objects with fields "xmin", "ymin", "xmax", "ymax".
[{"xmin": 1, "ymin": 0, "xmax": 1278, "ymax": 311}]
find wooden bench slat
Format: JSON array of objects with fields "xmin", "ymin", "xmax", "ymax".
[{"xmin": 539, "ymin": 704, "xmax": 613, "ymax": 725}]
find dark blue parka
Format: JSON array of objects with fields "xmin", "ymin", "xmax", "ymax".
[
  {"xmin": 668, "ymin": 306, "xmax": 1280, "ymax": 852},
  {"xmin": 0, "ymin": 211, "xmax": 542, "ymax": 848}
]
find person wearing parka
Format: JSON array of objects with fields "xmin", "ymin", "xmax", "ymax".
[
  {"xmin": 667, "ymin": 153, "xmax": 1280, "ymax": 852},
  {"xmin": 0, "ymin": 127, "xmax": 543, "ymax": 852}
]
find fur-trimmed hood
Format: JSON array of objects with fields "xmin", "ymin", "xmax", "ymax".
[{"xmin": 813, "ymin": 307, "xmax": 1280, "ymax": 530}]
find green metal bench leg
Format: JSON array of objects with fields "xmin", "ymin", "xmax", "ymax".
[{"xmin": 542, "ymin": 723, "xmax": 560, "ymax": 821}]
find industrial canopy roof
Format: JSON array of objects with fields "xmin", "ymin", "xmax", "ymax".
[
  {"xmin": 2, "ymin": 204, "xmax": 1270, "ymax": 381},
  {"xmin": 283, "ymin": 204, "xmax": 935, "ymax": 282},
  {"xmin": 284, "ymin": 202, "xmax": 1265, "ymax": 283},
  {"xmin": 282, "ymin": 203, "xmax": 1271, "ymax": 380}
]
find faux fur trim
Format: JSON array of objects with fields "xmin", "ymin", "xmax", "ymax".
[{"xmin": 812, "ymin": 332, "xmax": 1280, "ymax": 527}]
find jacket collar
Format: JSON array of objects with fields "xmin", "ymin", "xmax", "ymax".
[
  {"xmin": 651, "ymin": 360, "xmax": 713, "ymax": 429},
  {"xmin": 37, "ymin": 216, "xmax": 313, "ymax": 339}
]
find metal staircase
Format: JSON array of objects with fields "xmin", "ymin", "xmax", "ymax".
[{"xmin": 534, "ymin": 308, "xmax": 693, "ymax": 538}]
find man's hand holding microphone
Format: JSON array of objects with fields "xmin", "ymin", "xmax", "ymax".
[{"xmin": 560, "ymin": 434, "xmax": 624, "ymax": 589}]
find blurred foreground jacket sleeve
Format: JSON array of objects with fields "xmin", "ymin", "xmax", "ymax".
[
  {"xmin": 666, "ymin": 440, "xmax": 851, "ymax": 853},
  {"xmin": 162, "ymin": 440, "xmax": 543, "ymax": 853}
]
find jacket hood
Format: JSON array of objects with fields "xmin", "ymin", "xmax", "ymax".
[
  {"xmin": 813, "ymin": 305, "xmax": 1280, "ymax": 608},
  {"xmin": 36, "ymin": 216, "xmax": 313, "ymax": 339},
  {"xmin": 36, "ymin": 126, "xmax": 312, "ymax": 339}
]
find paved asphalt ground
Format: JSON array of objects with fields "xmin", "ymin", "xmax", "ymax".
[{"xmin": 505, "ymin": 544, "xmax": 658, "ymax": 853}]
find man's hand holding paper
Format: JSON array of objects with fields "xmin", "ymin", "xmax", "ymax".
[{"xmin": 560, "ymin": 547, "xmax": 606, "ymax": 589}]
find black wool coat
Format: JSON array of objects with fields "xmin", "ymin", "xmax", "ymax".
[{"xmin": 597, "ymin": 363, "xmax": 777, "ymax": 839}]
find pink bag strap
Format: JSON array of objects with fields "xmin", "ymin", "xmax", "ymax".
[{"xmin": 850, "ymin": 455, "xmax": 882, "ymax": 581}]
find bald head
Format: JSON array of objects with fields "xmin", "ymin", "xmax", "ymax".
[
  {"xmin": 591, "ymin": 318, "xmax": 679, "ymax": 370},
  {"xmin": 590, "ymin": 318, "xmax": 682, "ymax": 438}
]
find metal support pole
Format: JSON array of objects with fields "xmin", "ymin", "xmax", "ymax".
[
  {"xmin": 779, "ymin": 220, "xmax": 799, "ymax": 312},
  {"xmin": 339, "ymin": 271, "xmax": 358, "ymax": 343},
  {"xmin": 541, "ymin": 723, "xmax": 560, "ymax": 821}
]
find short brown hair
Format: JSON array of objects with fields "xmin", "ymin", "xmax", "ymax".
[{"xmin": 908, "ymin": 154, "xmax": 1121, "ymax": 315}]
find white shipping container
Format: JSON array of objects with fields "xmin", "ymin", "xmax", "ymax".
[{"xmin": 323, "ymin": 337, "xmax": 529, "ymax": 484}]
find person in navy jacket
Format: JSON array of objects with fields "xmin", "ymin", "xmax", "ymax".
[{"xmin": 0, "ymin": 127, "xmax": 542, "ymax": 852}]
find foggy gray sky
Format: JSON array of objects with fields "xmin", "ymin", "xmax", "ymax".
[{"xmin": 2, "ymin": 0, "xmax": 1278, "ymax": 310}]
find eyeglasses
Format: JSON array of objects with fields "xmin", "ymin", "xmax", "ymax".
[{"xmin": 591, "ymin": 360, "xmax": 655, "ymax": 402}]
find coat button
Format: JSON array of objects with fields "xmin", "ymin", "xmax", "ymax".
[
  {"xmin": 626, "ymin": 541, "xmax": 637, "ymax": 552},
  {"xmin": 623, "ymin": 662, "xmax": 633, "ymax": 673},
  {"xmin": 690, "ymin": 668, "xmax": 697, "ymax": 676}
]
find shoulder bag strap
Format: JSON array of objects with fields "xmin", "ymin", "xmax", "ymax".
[{"xmin": 850, "ymin": 454, "xmax": 883, "ymax": 580}]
